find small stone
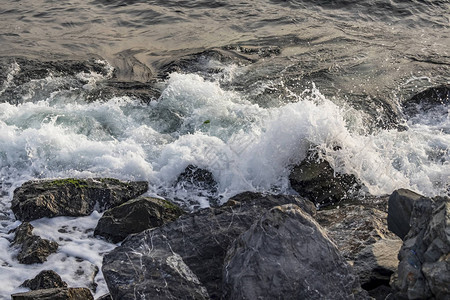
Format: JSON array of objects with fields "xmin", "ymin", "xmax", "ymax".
[
  {"xmin": 11, "ymin": 222, "xmax": 58, "ymax": 264},
  {"xmin": 21, "ymin": 270, "xmax": 67, "ymax": 290}
]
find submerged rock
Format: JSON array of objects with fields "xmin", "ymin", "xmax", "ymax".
[
  {"xmin": 158, "ymin": 45, "xmax": 280, "ymax": 79},
  {"xmin": 289, "ymin": 150, "xmax": 362, "ymax": 207},
  {"xmin": 21, "ymin": 270, "xmax": 67, "ymax": 290},
  {"xmin": 102, "ymin": 192, "xmax": 315, "ymax": 299},
  {"xmin": 223, "ymin": 204, "xmax": 366, "ymax": 300},
  {"xmin": 94, "ymin": 196, "xmax": 185, "ymax": 243},
  {"xmin": 11, "ymin": 287, "xmax": 94, "ymax": 300},
  {"xmin": 387, "ymin": 189, "xmax": 423, "ymax": 239},
  {"xmin": 403, "ymin": 85, "xmax": 449, "ymax": 118},
  {"xmin": 12, "ymin": 178, "xmax": 148, "ymax": 221},
  {"xmin": 390, "ymin": 195, "xmax": 450, "ymax": 299},
  {"xmin": 174, "ymin": 165, "xmax": 219, "ymax": 207},
  {"xmin": 11, "ymin": 222, "xmax": 58, "ymax": 264}
]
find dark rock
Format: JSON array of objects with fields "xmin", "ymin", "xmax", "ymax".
[
  {"xmin": 289, "ymin": 150, "xmax": 362, "ymax": 207},
  {"xmin": 403, "ymin": 85, "xmax": 449, "ymax": 118},
  {"xmin": 390, "ymin": 195, "xmax": 450, "ymax": 299},
  {"xmin": 223, "ymin": 204, "xmax": 367, "ymax": 299},
  {"xmin": 11, "ymin": 222, "xmax": 58, "ymax": 264},
  {"xmin": 158, "ymin": 45, "xmax": 280, "ymax": 79},
  {"xmin": 12, "ymin": 178, "xmax": 148, "ymax": 221},
  {"xmin": 174, "ymin": 165, "xmax": 219, "ymax": 207},
  {"xmin": 387, "ymin": 189, "xmax": 423, "ymax": 239},
  {"xmin": 21, "ymin": 270, "xmax": 67, "ymax": 290},
  {"xmin": 102, "ymin": 192, "xmax": 315, "ymax": 299},
  {"xmin": 316, "ymin": 196, "xmax": 402, "ymax": 296},
  {"xmin": 95, "ymin": 294, "xmax": 112, "ymax": 300},
  {"xmin": 11, "ymin": 287, "xmax": 94, "ymax": 300},
  {"xmin": 94, "ymin": 196, "xmax": 185, "ymax": 243}
]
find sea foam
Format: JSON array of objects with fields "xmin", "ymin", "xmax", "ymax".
[{"xmin": 0, "ymin": 68, "xmax": 448, "ymax": 297}]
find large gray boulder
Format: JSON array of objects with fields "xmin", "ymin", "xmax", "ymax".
[
  {"xmin": 390, "ymin": 195, "xmax": 450, "ymax": 299},
  {"xmin": 387, "ymin": 189, "xmax": 423, "ymax": 239},
  {"xmin": 11, "ymin": 222, "xmax": 58, "ymax": 264},
  {"xmin": 11, "ymin": 288, "xmax": 94, "ymax": 300},
  {"xmin": 94, "ymin": 196, "xmax": 185, "ymax": 243},
  {"xmin": 316, "ymin": 197, "xmax": 402, "ymax": 299},
  {"xmin": 12, "ymin": 178, "xmax": 148, "ymax": 221},
  {"xmin": 222, "ymin": 204, "xmax": 367, "ymax": 300},
  {"xmin": 102, "ymin": 192, "xmax": 316, "ymax": 299},
  {"xmin": 289, "ymin": 150, "xmax": 362, "ymax": 207}
]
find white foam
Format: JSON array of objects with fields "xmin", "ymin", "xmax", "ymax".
[
  {"xmin": 0, "ymin": 69, "xmax": 448, "ymax": 298},
  {"xmin": 0, "ymin": 213, "xmax": 115, "ymax": 298}
]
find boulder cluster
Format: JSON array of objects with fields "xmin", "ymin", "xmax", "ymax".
[{"xmin": 6, "ymin": 161, "xmax": 449, "ymax": 299}]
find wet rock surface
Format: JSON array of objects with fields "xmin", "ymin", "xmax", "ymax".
[
  {"xmin": 390, "ymin": 194, "xmax": 450, "ymax": 299},
  {"xmin": 0, "ymin": 57, "xmax": 161, "ymax": 104},
  {"xmin": 387, "ymin": 189, "xmax": 423, "ymax": 240},
  {"xmin": 403, "ymin": 85, "xmax": 450, "ymax": 118},
  {"xmin": 21, "ymin": 270, "xmax": 68, "ymax": 290},
  {"xmin": 289, "ymin": 150, "xmax": 362, "ymax": 207},
  {"xmin": 11, "ymin": 222, "xmax": 58, "ymax": 264},
  {"xmin": 158, "ymin": 46, "xmax": 281, "ymax": 79},
  {"xmin": 102, "ymin": 192, "xmax": 316, "ymax": 299},
  {"xmin": 11, "ymin": 287, "xmax": 94, "ymax": 300},
  {"xmin": 174, "ymin": 165, "xmax": 219, "ymax": 208},
  {"xmin": 223, "ymin": 204, "xmax": 367, "ymax": 300},
  {"xmin": 12, "ymin": 178, "xmax": 148, "ymax": 221},
  {"xmin": 316, "ymin": 196, "xmax": 402, "ymax": 298},
  {"xmin": 94, "ymin": 196, "xmax": 185, "ymax": 243}
]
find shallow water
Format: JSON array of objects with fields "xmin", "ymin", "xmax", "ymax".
[{"xmin": 0, "ymin": 0, "xmax": 449, "ymax": 298}]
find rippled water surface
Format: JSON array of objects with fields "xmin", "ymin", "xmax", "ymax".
[{"xmin": 0, "ymin": 0, "xmax": 449, "ymax": 298}]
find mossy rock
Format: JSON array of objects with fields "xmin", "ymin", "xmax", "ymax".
[{"xmin": 12, "ymin": 178, "xmax": 149, "ymax": 221}]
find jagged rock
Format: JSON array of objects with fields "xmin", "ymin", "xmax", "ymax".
[
  {"xmin": 222, "ymin": 204, "xmax": 367, "ymax": 300},
  {"xmin": 390, "ymin": 195, "xmax": 450, "ymax": 299},
  {"xmin": 102, "ymin": 192, "xmax": 315, "ymax": 299},
  {"xmin": 12, "ymin": 178, "xmax": 148, "ymax": 221},
  {"xmin": 94, "ymin": 196, "xmax": 185, "ymax": 243},
  {"xmin": 387, "ymin": 189, "xmax": 423, "ymax": 239},
  {"xmin": 11, "ymin": 222, "xmax": 58, "ymax": 264},
  {"xmin": 316, "ymin": 196, "xmax": 402, "ymax": 298},
  {"xmin": 289, "ymin": 150, "xmax": 362, "ymax": 207},
  {"xmin": 21, "ymin": 270, "xmax": 67, "ymax": 290},
  {"xmin": 174, "ymin": 165, "xmax": 219, "ymax": 207},
  {"xmin": 11, "ymin": 288, "xmax": 94, "ymax": 300}
]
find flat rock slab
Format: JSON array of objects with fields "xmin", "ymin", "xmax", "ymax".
[{"xmin": 12, "ymin": 178, "xmax": 148, "ymax": 221}]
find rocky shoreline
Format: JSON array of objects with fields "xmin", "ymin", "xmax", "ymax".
[{"xmin": 5, "ymin": 156, "xmax": 449, "ymax": 299}]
